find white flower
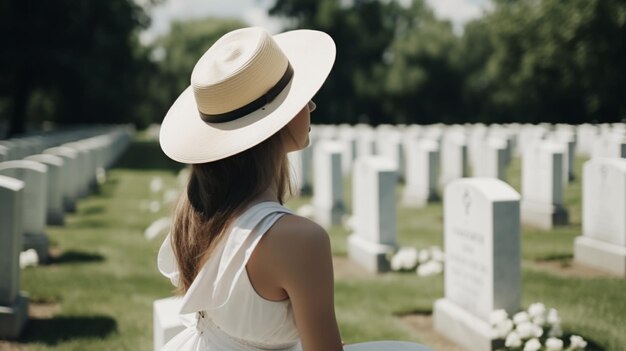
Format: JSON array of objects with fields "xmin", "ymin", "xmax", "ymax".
[
  {"xmin": 430, "ymin": 246, "xmax": 445, "ymax": 262},
  {"xmin": 490, "ymin": 309, "xmax": 509, "ymax": 326},
  {"xmin": 545, "ymin": 337, "xmax": 564, "ymax": 351},
  {"xmin": 163, "ymin": 189, "xmax": 179, "ymax": 204},
  {"xmin": 390, "ymin": 247, "xmax": 418, "ymax": 271},
  {"xmin": 548, "ymin": 324, "xmax": 563, "ymax": 338},
  {"xmin": 494, "ymin": 319, "xmax": 514, "ymax": 339},
  {"xmin": 523, "ymin": 338, "xmax": 542, "ymax": 351},
  {"xmin": 19, "ymin": 249, "xmax": 39, "ymax": 268},
  {"xmin": 416, "ymin": 260, "xmax": 443, "ymax": 277},
  {"xmin": 418, "ymin": 249, "xmax": 430, "ymax": 263},
  {"xmin": 569, "ymin": 335, "xmax": 588, "ymax": 349},
  {"xmin": 149, "ymin": 200, "xmax": 161, "ymax": 213},
  {"xmin": 144, "ymin": 217, "xmax": 171, "ymax": 240},
  {"xmin": 516, "ymin": 322, "xmax": 535, "ymax": 339},
  {"xmin": 532, "ymin": 323, "xmax": 544, "ymax": 338},
  {"xmin": 513, "ymin": 311, "xmax": 530, "ymax": 325},
  {"xmin": 547, "ymin": 308, "xmax": 561, "ymax": 326},
  {"xmin": 505, "ymin": 331, "xmax": 522, "ymax": 348},
  {"xmin": 150, "ymin": 177, "xmax": 164, "ymax": 193},
  {"xmin": 532, "ymin": 315, "xmax": 546, "ymax": 328},
  {"xmin": 528, "ymin": 302, "xmax": 546, "ymax": 319}
]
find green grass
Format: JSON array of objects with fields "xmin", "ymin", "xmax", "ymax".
[{"xmin": 10, "ymin": 140, "xmax": 625, "ymax": 350}]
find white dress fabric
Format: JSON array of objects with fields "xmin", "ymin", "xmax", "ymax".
[{"xmin": 157, "ymin": 202, "xmax": 302, "ymax": 351}]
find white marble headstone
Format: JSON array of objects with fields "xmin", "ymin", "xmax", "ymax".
[
  {"xmin": 0, "ymin": 175, "xmax": 29, "ymax": 339},
  {"xmin": 403, "ymin": 139, "xmax": 440, "ymax": 207},
  {"xmin": 574, "ymin": 158, "xmax": 626, "ymax": 276},
  {"xmin": 24, "ymin": 154, "xmax": 65, "ymax": 225},
  {"xmin": 520, "ymin": 141, "xmax": 569, "ymax": 229},
  {"xmin": 434, "ymin": 178, "xmax": 521, "ymax": 351},
  {"xmin": 473, "ymin": 138, "xmax": 507, "ymax": 181},
  {"xmin": 44, "ymin": 146, "xmax": 79, "ymax": 212},
  {"xmin": 0, "ymin": 160, "xmax": 50, "ymax": 262},
  {"xmin": 440, "ymin": 132, "xmax": 468, "ymax": 185},
  {"xmin": 348, "ymin": 156, "xmax": 398, "ymax": 273},
  {"xmin": 312, "ymin": 140, "xmax": 345, "ymax": 227}
]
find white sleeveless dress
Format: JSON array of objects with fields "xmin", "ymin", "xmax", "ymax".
[{"xmin": 157, "ymin": 202, "xmax": 302, "ymax": 351}]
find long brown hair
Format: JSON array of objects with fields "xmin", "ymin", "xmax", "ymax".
[{"xmin": 171, "ymin": 130, "xmax": 292, "ymax": 293}]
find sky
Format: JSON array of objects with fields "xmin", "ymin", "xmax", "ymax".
[{"xmin": 139, "ymin": 0, "xmax": 492, "ymax": 44}]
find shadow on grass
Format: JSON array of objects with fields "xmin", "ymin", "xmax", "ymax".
[
  {"xmin": 50, "ymin": 250, "xmax": 105, "ymax": 265},
  {"xmin": 536, "ymin": 253, "xmax": 573, "ymax": 262},
  {"xmin": 19, "ymin": 315, "xmax": 117, "ymax": 345},
  {"xmin": 561, "ymin": 333, "xmax": 606, "ymax": 351},
  {"xmin": 79, "ymin": 203, "xmax": 106, "ymax": 216},
  {"xmin": 393, "ymin": 308, "xmax": 432, "ymax": 317},
  {"xmin": 70, "ymin": 218, "xmax": 110, "ymax": 229},
  {"xmin": 113, "ymin": 140, "xmax": 185, "ymax": 172}
]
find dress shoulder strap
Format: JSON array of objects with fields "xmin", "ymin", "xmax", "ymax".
[{"xmin": 157, "ymin": 201, "xmax": 292, "ymax": 315}]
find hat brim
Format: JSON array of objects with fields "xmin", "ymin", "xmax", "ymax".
[{"xmin": 159, "ymin": 29, "xmax": 336, "ymax": 164}]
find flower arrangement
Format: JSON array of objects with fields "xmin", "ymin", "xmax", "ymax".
[
  {"xmin": 491, "ymin": 303, "xmax": 588, "ymax": 351},
  {"xmin": 389, "ymin": 246, "xmax": 444, "ymax": 277}
]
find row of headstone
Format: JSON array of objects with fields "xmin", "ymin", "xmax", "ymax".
[
  {"xmin": 291, "ymin": 122, "xmax": 626, "ymax": 232},
  {"xmin": 0, "ymin": 126, "xmax": 130, "ymax": 162},
  {"xmin": 0, "ymin": 126, "xmax": 133, "ymax": 339}
]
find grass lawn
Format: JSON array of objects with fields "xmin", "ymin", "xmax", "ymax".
[{"xmin": 5, "ymin": 139, "xmax": 625, "ymax": 350}]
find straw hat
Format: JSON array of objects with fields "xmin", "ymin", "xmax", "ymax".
[{"xmin": 159, "ymin": 27, "xmax": 336, "ymax": 164}]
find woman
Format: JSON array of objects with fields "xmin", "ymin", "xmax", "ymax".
[{"xmin": 156, "ymin": 27, "xmax": 343, "ymax": 351}]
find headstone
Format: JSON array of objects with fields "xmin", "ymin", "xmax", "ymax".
[
  {"xmin": 577, "ymin": 124, "xmax": 598, "ymax": 156},
  {"xmin": 312, "ymin": 140, "xmax": 345, "ymax": 226},
  {"xmin": 434, "ymin": 178, "xmax": 521, "ymax": 351},
  {"xmin": 153, "ymin": 296, "xmax": 185, "ymax": 351},
  {"xmin": 520, "ymin": 142, "xmax": 569, "ymax": 230},
  {"xmin": 0, "ymin": 145, "xmax": 7, "ymax": 162},
  {"xmin": 516, "ymin": 125, "xmax": 547, "ymax": 157},
  {"xmin": 403, "ymin": 139, "xmax": 440, "ymax": 207},
  {"xmin": 473, "ymin": 138, "xmax": 508, "ymax": 181},
  {"xmin": 355, "ymin": 127, "xmax": 376, "ymax": 160},
  {"xmin": 337, "ymin": 126, "xmax": 357, "ymax": 175},
  {"xmin": 64, "ymin": 143, "xmax": 91, "ymax": 198},
  {"xmin": 288, "ymin": 148, "xmax": 313, "ymax": 196},
  {"xmin": 0, "ymin": 175, "xmax": 29, "ymax": 339},
  {"xmin": 591, "ymin": 132, "xmax": 626, "ymax": 159},
  {"xmin": 574, "ymin": 158, "xmax": 626, "ymax": 276},
  {"xmin": 0, "ymin": 160, "xmax": 50, "ymax": 262},
  {"xmin": 553, "ymin": 131, "xmax": 576, "ymax": 181},
  {"xmin": 440, "ymin": 132, "xmax": 468, "ymax": 185},
  {"xmin": 376, "ymin": 129, "xmax": 404, "ymax": 181},
  {"xmin": 24, "ymin": 154, "xmax": 65, "ymax": 225},
  {"xmin": 347, "ymin": 156, "xmax": 397, "ymax": 273},
  {"xmin": 44, "ymin": 146, "xmax": 79, "ymax": 212},
  {"xmin": 0, "ymin": 141, "xmax": 16, "ymax": 161}
]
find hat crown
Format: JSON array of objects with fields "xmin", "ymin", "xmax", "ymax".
[{"xmin": 191, "ymin": 27, "xmax": 289, "ymax": 116}]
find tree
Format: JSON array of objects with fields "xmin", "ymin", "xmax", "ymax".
[
  {"xmin": 270, "ymin": 0, "xmax": 398, "ymax": 124},
  {"xmin": 477, "ymin": 0, "xmax": 626, "ymax": 123},
  {"xmin": 383, "ymin": 0, "xmax": 464, "ymax": 124},
  {"xmin": 0, "ymin": 0, "xmax": 154, "ymax": 136}
]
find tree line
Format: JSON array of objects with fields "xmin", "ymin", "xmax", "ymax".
[{"xmin": 1, "ymin": 0, "xmax": 624, "ymax": 136}]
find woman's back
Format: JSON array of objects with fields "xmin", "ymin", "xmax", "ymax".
[{"xmin": 158, "ymin": 202, "xmax": 302, "ymax": 350}]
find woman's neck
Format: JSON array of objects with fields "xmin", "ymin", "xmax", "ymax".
[{"xmin": 250, "ymin": 185, "xmax": 280, "ymax": 205}]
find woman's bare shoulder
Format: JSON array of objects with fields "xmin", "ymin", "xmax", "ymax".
[{"xmin": 263, "ymin": 214, "xmax": 331, "ymax": 259}]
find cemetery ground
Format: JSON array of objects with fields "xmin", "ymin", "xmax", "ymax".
[{"xmin": 1, "ymin": 138, "xmax": 624, "ymax": 351}]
